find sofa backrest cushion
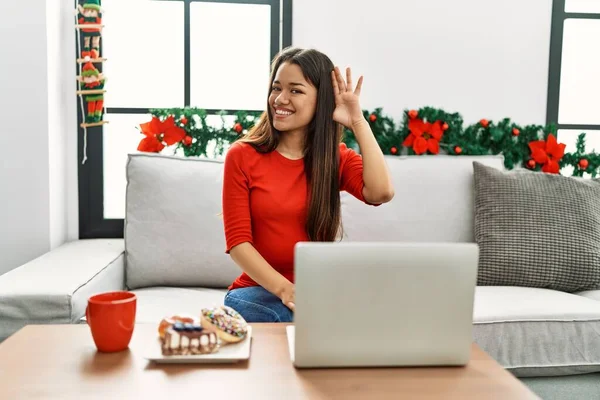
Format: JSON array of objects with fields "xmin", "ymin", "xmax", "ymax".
[
  {"xmin": 125, "ymin": 154, "xmax": 239, "ymax": 290},
  {"xmin": 340, "ymin": 155, "xmax": 506, "ymax": 243},
  {"xmin": 125, "ymin": 152, "xmax": 505, "ymax": 289}
]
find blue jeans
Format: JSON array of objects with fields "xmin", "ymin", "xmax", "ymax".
[{"xmin": 224, "ymin": 286, "xmax": 293, "ymax": 323}]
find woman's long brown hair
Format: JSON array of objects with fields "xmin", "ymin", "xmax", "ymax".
[{"xmin": 237, "ymin": 47, "xmax": 343, "ymax": 242}]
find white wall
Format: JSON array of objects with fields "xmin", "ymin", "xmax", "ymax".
[
  {"xmin": 47, "ymin": 0, "xmax": 78, "ymax": 249},
  {"xmin": 0, "ymin": 0, "xmax": 51, "ymax": 275},
  {"xmin": 293, "ymin": 0, "xmax": 553, "ymax": 126},
  {"xmin": 0, "ymin": 0, "xmax": 77, "ymax": 275}
]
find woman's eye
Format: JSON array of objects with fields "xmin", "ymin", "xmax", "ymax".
[{"xmin": 271, "ymin": 87, "xmax": 302, "ymax": 95}]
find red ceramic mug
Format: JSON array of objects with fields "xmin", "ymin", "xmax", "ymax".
[{"xmin": 86, "ymin": 291, "xmax": 137, "ymax": 352}]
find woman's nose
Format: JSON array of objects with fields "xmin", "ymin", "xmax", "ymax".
[{"xmin": 276, "ymin": 92, "xmax": 290, "ymax": 104}]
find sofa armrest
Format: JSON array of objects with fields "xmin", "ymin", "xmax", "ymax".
[{"xmin": 0, "ymin": 239, "xmax": 125, "ymax": 342}]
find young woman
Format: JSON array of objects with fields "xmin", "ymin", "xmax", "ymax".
[{"xmin": 222, "ymin": 47, "xmax": 394, "ymax": 323}]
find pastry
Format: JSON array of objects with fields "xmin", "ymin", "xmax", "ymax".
[
  {"xmin": 161, "ymin": 322, "xmax": 219, "ymax": 355},
  {"xmin": 201, "ymin": 305, "xmax": 248, "ymax": 344},
  {"xmin": 158, "ymin": 314, "xmax": 199, "ymax": 339}
]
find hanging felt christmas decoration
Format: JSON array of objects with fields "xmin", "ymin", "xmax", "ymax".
[
  {"xmin": 79, "ymin": 62, "xmax": 105, "ymax": 123},
  {"xmin": 78, "ymin": 0, "xmax": 102, "ymax": 60},
  {"xmin": 75, "ymin": 0, "xmax": 107, "ymax": 165}
]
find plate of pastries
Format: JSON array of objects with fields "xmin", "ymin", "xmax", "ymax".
[{"xmin": 145, "ymin": 305, "xmax": 251, "ymax": 364}]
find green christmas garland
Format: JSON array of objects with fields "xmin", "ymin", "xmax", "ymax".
[{"xmin": 145, "ymin": 106, "xmax": 600, "ymax": 177}]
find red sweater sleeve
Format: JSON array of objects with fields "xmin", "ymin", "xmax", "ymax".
[
  {"xmin": 339, "ymin": 143, "xmax": 381, "ymax": 206},
  {"xmin": 222, "ymin": 143, "xmax": 253, "ymax": 253}
]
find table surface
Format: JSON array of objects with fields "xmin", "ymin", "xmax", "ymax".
[{"xmin": 0, "ymin": 323, "xmax": 539, "ymax": 400}]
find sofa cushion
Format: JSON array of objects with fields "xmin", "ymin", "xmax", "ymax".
[
  {"xmin": 130, "ymin": 287, "xmax": 227, "ymax": 324},
  {"xmin": 0, "ymin": 239, "xmax": 125, "ymax": 341},
  {"xmin": 340, "ymin": 155, "xmax": 505, "ymax": 243},
  {"xmin": 473, "ymin": 286, "xmax": 600, "ymax": 377},
  {"xmin": 473, "ymin": 162, "xmax": 600, "ymax": 292},
  {"xmin": 576, "ymin": 290, "xmax": 600, "ymax": 302},
  {"xmin": 520, "ymin": 373, "xmax": 600, "ymax": 400},
  {"xmin": 125, "ymin": 154, "xmax": 240, "ymax": 290}
]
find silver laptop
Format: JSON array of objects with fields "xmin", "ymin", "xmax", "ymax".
[{"xmin": 287, "ymin": 241, "xmax": 479, "ymax": 368}]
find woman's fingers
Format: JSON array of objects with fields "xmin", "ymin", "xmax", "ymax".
[
  {"xmin": 333, "ymin": 66, "xmax": 362, "ymax": 96},
  {"xmin": 282, "ymin": 298, "xmax": 295, "ymax": 312},
  {"xmin": 335, "ymin": 66, "xmax": 346, "ymax": 93},
  {"xmin": 354, "ymin": 76, "xmax": 364, "ymax": 96},
  {"xmin": 346, "ymin": 67, "xmax": 352, "ymax": 92},
  {"xmin": 331, "ymin": 70, "xmax": 340, "ymax": 95}
]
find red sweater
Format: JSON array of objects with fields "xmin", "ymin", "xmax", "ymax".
[{"xmin": 222, "ymin": 142, "xmax": 378, "ymax": 290}]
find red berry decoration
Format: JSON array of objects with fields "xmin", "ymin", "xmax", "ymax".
[
  {"xmin": 480, "ymin": 119, "xmax": 489, "ymax": 128},
  {"xmin": 234, "ymin": 123, "xmax": 243, "ymax": 133},
  {"xmin": 183, "ymin": 136, "xmax": 192, "ymax": 146},
  {"xmin": 527, "ymin": 159, "xmax": 536, "ymax": 169},
  {"xmin": 369, "ymin": 114, "xmax": 377, "ymax": 122},
  {"xmin": 454, "ymin": 146, "xmax": 462, "ymax": 155},
  {"xmin": 512, "ymin": 128, "xmax": 520, "ymax": 136},
  {"xmin": 442, "ymin": 122, "xmax": 449, "ymax": 131},
  {"xmin": 180, "ymin": 116, "xmax": 188, "ymax": 125},
  {"xmin": 390, "ymin": 146, "xmax": 398, "ymax": 155},
  {"xmin": 408, "ymin": 110, "xmax": 418, "ymax": 119},
  {"xmin": 579, "ymin": 159, "xmax": 589, "ymax": 170}
]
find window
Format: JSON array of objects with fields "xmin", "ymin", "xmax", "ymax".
[
  {"xmin": 547, "ymin": 0, "xmax": 600, "ymax": 175},
  {"xmin": 78, "ymin": 0, "xmax": 292, "ymax": 238}
]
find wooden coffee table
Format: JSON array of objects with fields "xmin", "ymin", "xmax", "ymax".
[{"xmin": 0, "ymin": 324, "xmax": 539, "ymax": 399}]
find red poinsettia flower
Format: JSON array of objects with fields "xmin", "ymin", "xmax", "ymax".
[
  {"xmin": 402, "ymin": 119, "xmax": 444, "ymax": 155},
  {"xmin": 528, "ymin": 133, "xmax": 566, "ymax": 174},
  {"xmin": 138, "ymin": 115, "xmax": 186, "ymax": 153}
]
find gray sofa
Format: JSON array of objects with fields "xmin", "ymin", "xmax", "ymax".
[{"xmin": 2, "ymin": 152, "xmax": 600, "ymax": 400}]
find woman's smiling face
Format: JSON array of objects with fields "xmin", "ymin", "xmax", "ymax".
[{"xmin": 269, "ymin": 62, "xmax": 318, "ymax": 134}]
